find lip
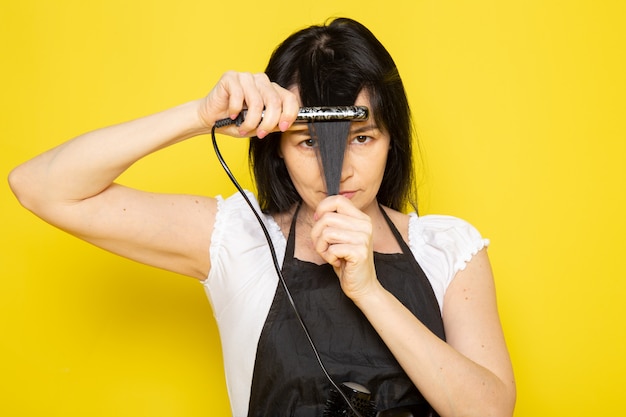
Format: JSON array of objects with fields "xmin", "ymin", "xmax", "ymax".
[{"xmin": 339, "ymin": 190, "xmax": 356, "ymax": 199}]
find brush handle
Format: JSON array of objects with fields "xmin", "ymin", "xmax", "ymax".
[
  {"xmin": 294, "ymin": 106, "xmax": 369, "ymax": 121},
  {"xmin": 236, "ymin": 106, "xmax": 369, "ymax": 126}
]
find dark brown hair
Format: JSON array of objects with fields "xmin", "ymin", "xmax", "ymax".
[{"xmin": 249, "ymin": 18, "xmax": 417, "ymax": 213}]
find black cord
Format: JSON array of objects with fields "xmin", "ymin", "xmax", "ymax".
[{"xmin": 211, "ymin": 119, "xmax": 364, "ymax": 417}]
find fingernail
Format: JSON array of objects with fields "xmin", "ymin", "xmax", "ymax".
[
  {"xmin": 257, "ymin": 129, "xmax": 267, "ymax": 138},
  {"xmin": 279, "ymin": 121, "xmax": 290, "ymax": 132}
]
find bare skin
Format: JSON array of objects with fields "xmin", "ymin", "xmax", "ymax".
[{"xmin": 9, "ymin": 71, "xmax": 515, "ymax": 417}]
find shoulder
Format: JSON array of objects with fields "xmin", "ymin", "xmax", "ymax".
[
  {"xmin": 214, "ymin": 190, "xmax": 259, "ymax": 219},
  {"xmin": 407, "ymin": 213, "xmax": 489, "ymax": 309},
  {"xmin": 408, "ymin": 214, "xmax": 488, "ymax": 257},
  {"xmin": 212, "ymin": 191, "xmax": 284, "ymax": 247},
  {"xmin": 209, "ymin": 190, "xmax": 286, "ymax": 268}
]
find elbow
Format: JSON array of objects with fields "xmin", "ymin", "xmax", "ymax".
[
  {"xmin": 499, "ymin": 374, "xmax": 517, "ymax": 417},
  {"xmin": 503, "ymin": 385, "xmax": 517, "ymax": 417},
  {"xmin": 8, "ymin": 164, "xmax": 42, "ymax": 213},
  {"xmin": 8, "ymin": 165, "xmax": 28, "ymax": 206},
  {"xmin": 476, "ymin": 381, "xmax": 516, "ymax": 417},
  {"xmin": 478, "ymin": 384, "xmax": 516, "ymax": 417},
  {"xmin": 481, "ymin": 402, "xmax": 515, "ymax": 417},
  {"xmin": 453, "ymin": 400, "xmax": 515, "ymax": 417},
  {"xmin": 452, "ymin": 380, "xmax": 516, "ymax": 417}
]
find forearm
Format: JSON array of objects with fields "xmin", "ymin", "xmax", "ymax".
[
  {"xmin": 9, "ymin": 99, "xmax": 208, "ymax": 210},
  {"xmin": 354, "ymin": 285, "xmax": 514, "ymax": 417}
]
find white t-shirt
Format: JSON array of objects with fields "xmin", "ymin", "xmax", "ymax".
[{"xmin": 202, "ymin": 191, "xmax": 489, "ymax": 416}]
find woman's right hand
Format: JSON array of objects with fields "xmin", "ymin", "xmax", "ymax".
[{"xmin": 198, "ymin": 71, "xmax": 300, "ymax": 138}]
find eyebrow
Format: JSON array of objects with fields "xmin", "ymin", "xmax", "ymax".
[{"xmin": 350, "ymin": 123, "xmax": 380, "ymax": 135}]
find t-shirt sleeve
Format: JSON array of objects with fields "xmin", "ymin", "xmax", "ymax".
[
  {"xmin": 206, "ymin": 191, "xmax": 286, "ymax": 318},
  {"xmin": 408, "ymin": 214, "xmax": 489, "ymax": 311}
]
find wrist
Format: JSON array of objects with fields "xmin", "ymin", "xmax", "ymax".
[
  {"xmin": 189, "ymin": 98, "xmax": 216, "ymax": 134},
  {"xmin": 349, "ymin": 280, "xmax": 388, "ymax": 310}
]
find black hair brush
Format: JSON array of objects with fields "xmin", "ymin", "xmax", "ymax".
[{"xmin": 323, "ymin": 382, "xmax": 377, "ymax": 417}]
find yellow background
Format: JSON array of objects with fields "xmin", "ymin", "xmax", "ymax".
[{"xmin": 1, "ymin": 1, "xmax": 624, "ymax": 416}]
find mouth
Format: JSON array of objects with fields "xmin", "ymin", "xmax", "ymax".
[{"xmin": 338, "ymin": 190, "xmax": 356, "ymax": 199}]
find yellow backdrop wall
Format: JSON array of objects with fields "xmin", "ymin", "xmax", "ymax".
[{"xmin": 1, "ymin": 1, "xmax": 624, "ymax": 416}]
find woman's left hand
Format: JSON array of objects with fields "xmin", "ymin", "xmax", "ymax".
[{"xmin": 310, "ymin": 196, "xmax": 380, "ymax": 300}]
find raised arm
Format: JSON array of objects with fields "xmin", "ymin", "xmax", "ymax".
[{"xmin": 8, "ymin": 71, "xmax": 299, "ymax": 280}]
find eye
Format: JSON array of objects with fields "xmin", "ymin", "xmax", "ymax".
[
  {"xmin": 351, "ymin": 135, "xmax": 372, "ymax": 144},
  {"xmin": 299, "ymin": 138, "xmax": 318, "ymax": 148}
]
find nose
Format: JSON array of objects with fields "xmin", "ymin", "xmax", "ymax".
[{"xmin": 339, "ymin": 149, "xmax": 354, "ymax": 183}]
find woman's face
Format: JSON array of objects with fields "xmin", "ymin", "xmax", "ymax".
[{"xmin": 280, "ymin": 90, "xmax": 390, "ymax": 214}]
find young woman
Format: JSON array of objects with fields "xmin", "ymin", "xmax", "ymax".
[{"xmin": 9, "ymin": 18, "xmax": 515, "ymax": 417}]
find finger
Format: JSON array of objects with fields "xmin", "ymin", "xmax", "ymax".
[
  {"xmin": 311, "ymin": 215, "xmax": 371, "ymax": 266},
  {"xmin": 237, "ymin": 72, "xmax": 266, "ymax": 135},
  {"xmin": 325, "ymin": 242, "xmax": 369, "ymax": 267},
  {"xmin": 201, "ymin": 71, "xmax": 242, "ymax": 128},
  {"xmin": 314, "ymin": 224, "xmax": 370, "ymax": 255},
  {"xmin": 221, "ymin": 71, "xmax": 246, "ymax": 120},
  {"xmin": 314, "ymin": 195, "xmax": 370, "ymax": 224},
  {"xmin": 253, "ymin": 75, "xmax": 283, "ymax": 137},
  {"xmin": 276, "ymin": 83, "xmax": 300, "ymax": 132},
  {"xmin": 312, "ymin": 201, "xmax": 372, "ymax": 246}
]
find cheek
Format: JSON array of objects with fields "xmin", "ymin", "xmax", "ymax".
[
  {"xmin": 283, "ymin": 152, "xmax": 322, "ymax": 188},
  {"xmin": 354, "ymin": 145, "xmax": 389, "ymax": 175}
]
